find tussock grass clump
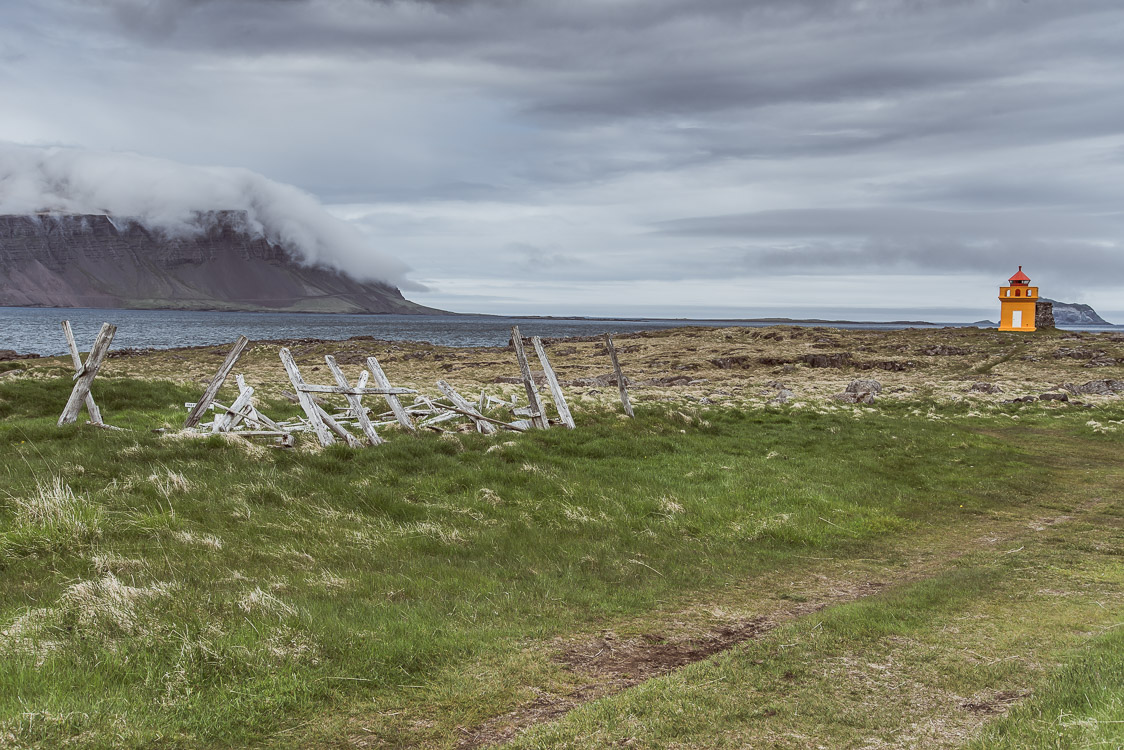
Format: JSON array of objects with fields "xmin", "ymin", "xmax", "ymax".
[
  {"xmin": 148, "ymin": 468, "xmax": 191, "ymax": 498},
  {"xmin": 2, "ymin": 477, "xmax": 102, "ymax": 555},
  {"xmin": 238, "ymin": 587, "xmax": 296, "ymax": 618},
  {"xmin": 55, "ymin": 573, "xmax": 174, "ymax": 639},
  {"xmin": 1, "ymin": 573, "xmax": 173, "ymax": 663}
]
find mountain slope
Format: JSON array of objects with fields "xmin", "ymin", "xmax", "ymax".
[
  {"xmin": 1041, "ymin": 298, "xmax": 1112, "ymax": 326},
  {"xmin": 0, "ymin": 213, "xmax": 442, "ymax": 314}
]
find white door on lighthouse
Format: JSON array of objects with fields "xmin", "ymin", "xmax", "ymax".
[{"xmin": 1012, "ymin": 310, "xmax": 1023, "ymax": 328}]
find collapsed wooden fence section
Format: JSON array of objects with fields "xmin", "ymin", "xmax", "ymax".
[{"xmin": 53, "ymin": 319, "xmax": 639, "ymax": 446}]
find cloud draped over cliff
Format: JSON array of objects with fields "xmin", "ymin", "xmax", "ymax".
[
  {"xmin": 0, "ymin": 143, "xmax": 416, "ymax": 289},
  {"xmin": 3, "ymin": 0, "xmax": 1124, "ymax": 317}
]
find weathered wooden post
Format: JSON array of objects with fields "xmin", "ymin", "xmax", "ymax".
[
  {"xmin": 185, "ymin": 335, "xmax": 249, "ymax": 428},
  {"xmin": 325, "ymin": 355, "xmax": 384, "ymax": 446},
  {"xmin": 61, "ymin": 320, "xmax": 103, "ymax": 426},
  {"xmin": 366, "ymin": 356, "xmax": 416, "ymax": 433},
  {"xmin": 531, "ymin": 336, "xmax": 575, "ymax": 429},
  {"xmin": 510, "ymin": 326, "xmax": 548, "ymax": 429},
  {"xmin": 604, "ymin": 334, "xmax": 634, "ymax": 418},
  {"xmin": 279, "ymin": 347, "xmax": 336, "ymax": 447},
  {"xmin": 58, "ymin": 322, "xmax": 116, "ymax": 427}
]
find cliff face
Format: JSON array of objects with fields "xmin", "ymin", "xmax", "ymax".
[
  {"xmin": 1041, "ymin": 298, "xmax": 1112, "ymax": 326},
  {"xmin": 0, "ymin": 213, "xmax": 441, "ymax": 314}
]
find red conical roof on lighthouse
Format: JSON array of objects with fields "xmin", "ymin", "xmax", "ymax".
[{"xmin": 1009, "ymin": 265, "xmax": 1030, "ymax": 283}]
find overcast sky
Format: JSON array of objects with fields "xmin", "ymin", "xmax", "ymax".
[{"xmin": 3, "ymin": 0, "xmax": 1123, "ymax": 321}]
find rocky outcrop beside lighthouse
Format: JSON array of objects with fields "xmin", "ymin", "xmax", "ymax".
[{"xmin": 1035, "ymin": 300, "xmax": 1055, "ymax": 329}]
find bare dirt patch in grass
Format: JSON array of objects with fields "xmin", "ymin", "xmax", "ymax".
[
  {"xmin": 959, "ymin": 689, "xmax": 1030, "ymax": 715},
  {"xmin": 455, "ymin": 582, "xmax": 893, "ymax": 748},
  {"xmin": 448, "ymin": 487, "xmax": 1108, "ymax": 749}
]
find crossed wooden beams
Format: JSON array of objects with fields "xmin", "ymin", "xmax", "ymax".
[
  {"xmin": 57, "ymin": 321, "xmax": 628, "ymax": 441},
  {"xmin": 279, "ymin": 348, "xmax": 418, "ymax": 447},
  {"xmin": 185, "ymin": 336, "xmax": 249, "ymax": 429},
  {"xmin": 58, "ymin": 321, "xmax": 117, "ymax": 427},
  {"xmin": 208, "ymin": 375, "xmax": 294, "ymax": 446}
]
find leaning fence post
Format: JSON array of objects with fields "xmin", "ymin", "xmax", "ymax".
[
  {"xmin": 531, "ymin": 336, "xmax": 575, "ymax": 429},
  {"xmin": 279, "ymin": 347, "xmax": 335, "ymax": 447},
  {"xmin": 510, "ymin": 326, "xmax": 548, "ymax": 429},
  {"xmin": 58, "ymin": 322, "xmax": 116, "ymax": 426},
  {"xmin": 604, "ymin": 334, "xmax": 634, "ymax": 418},
  {"xmin": 185, "ymin": 335, "xmax": 249, "ymax": 428},
  {"xmin": 366, "ymin": 356, "xmax": 416, "ymax": 433}
]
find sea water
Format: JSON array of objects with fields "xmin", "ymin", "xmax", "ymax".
[{"xmin": 0, "ymin": 307, "xmax": 1117, "ymax": 356}]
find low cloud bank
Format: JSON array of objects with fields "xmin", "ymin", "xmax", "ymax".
[{"xmin": 0, "ymin": 143, "xmax": 416, "ymax": 288}]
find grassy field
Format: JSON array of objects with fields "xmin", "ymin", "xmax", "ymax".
[{"xmin": 0, "ymin": 326, "xmax": 1122, "ymax": 748}]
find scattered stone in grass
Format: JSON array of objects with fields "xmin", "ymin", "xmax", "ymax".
[
  {"xmin": 968, "ymin": 382, "xmax": 1003, "ymax": 394},
  {"xmin": 801, "ymin": 352, "xmax": 852, "ymax": 368},
  {"xmin": 770, "ymin": 389, "xmax": 795, "ymax": 404},
  {"xmin": 1062, "ymin": 379, "xmax": 1124, "ymax": 396},
  {"xmin": 639, "ymin": 376, "xmax": 693, "ymax": 386},
  {"xmin": 1052, "ymin": 347, "xmax": 1104, "ymax": 360},
  {"xmin": 846, "ymin": 379, "xmax": 882, "ymax": 394},
  {"xmin": 919, "ymin": 345, "xmax": 970, "ymax": 356},
  {"xmin": 709, "ymin": 356, "xmax": 753, "ymax": 369},
  {"xmin": 1038, "ymin": 392, "xmax": 1069, "ymax": 402},
  {"xmin": 860, "ymin": 360, "xmax": 914, "ymax": 372}
]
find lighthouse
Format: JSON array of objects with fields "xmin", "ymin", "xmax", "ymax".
[{"xmin": 998, "ymin": 266, "xmax": 1038, "ymax": 332}]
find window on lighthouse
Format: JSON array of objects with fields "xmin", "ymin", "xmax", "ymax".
[{"xmin": 1014, "ymin": 289, "xmax": 1021, "ymax": 297}]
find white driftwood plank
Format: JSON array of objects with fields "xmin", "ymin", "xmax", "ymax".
[
  {"xmin": 295, "ymin": 384, "xmax": 416, "ymax": 396},
  {"xmin": 418, "ymin": 410, "xmax": 461, "ymax": 428},
  {"xmin": 279, "ymin": 347, "xmax": 335, "ymax": 446},
  {"xmin": 326, "ymin": 355, "xmax": 384, "ymax": 446},
  {"xmin": 604, "ymin": 334, "xmax": 634, "ymax": 418},
  {"xmin": 58, "ymin": 323, "xmax": 116, "ymax": 426},
  {"xmin": 510, "ymin": 326, "xmax": 548, "ymax": 429},
  {"xmin": 366, "ymin": 356, "xmax": 416, "ymax": 433},
  {"xmin": 315, "ymin": 403, "xmax": 364, "ymax": 448},
  {"xmin": 185, "ymin": 336, "xmax": 249, "ymax": 428},
  {"xmin": 213, "ymin": 386, "xmax": 255, "ymax": 433},
  {"xmin": 440, "ymin": 405, "xmax": 528, "ymax": 431},
  {"xmin": 531, "ymin": 336, "xmax": 575, "ymax": 429},
  {"xmin": 61, "ymin": 320, "xmax": 103, "ymax": 425},
  {"xmin": 436, "ymin": 380, "xmax": 497, "ymax": 434}
]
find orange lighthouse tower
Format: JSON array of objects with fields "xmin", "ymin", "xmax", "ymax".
[{"xmin": 998, "ymin": 266, "xmax": 1037, "ymax": 332}]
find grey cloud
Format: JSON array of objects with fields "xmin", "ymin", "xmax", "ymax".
[
  {"xmin": 655, "ymin": 208, "xmax": 1124, "ymax": 240},
  {"xmin": 5, "ymin": 0, "xmax": 1124, "ymax": 316},
  {"xmin": 730, "ymin": 237, "xmax": 1124, "ymax": 289}
]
